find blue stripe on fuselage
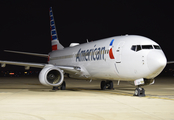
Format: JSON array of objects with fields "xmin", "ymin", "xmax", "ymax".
[{"xmin": 109, "ymin": 39, "xmax": 114, "ymax": 46}]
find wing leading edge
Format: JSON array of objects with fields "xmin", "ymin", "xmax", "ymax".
[
  {"xmin": 0, "ymin": 60, "xmax": 45, "ymax": 69},
  {"xmin": 4, "ymin": 50, "xmax": 49, "ymax": 57},
  {"xmin": 0, "ymin": 60, "xmax": 81, "ymax": 73}
]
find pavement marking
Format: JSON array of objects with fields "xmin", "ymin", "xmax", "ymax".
[{"xmin": 145, "ymin": 96, "xmax": 174, "ymax": 101}]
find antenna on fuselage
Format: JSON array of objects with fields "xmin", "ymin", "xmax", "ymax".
[{"xmin": 86, "ymin": 39, "xmax": 89, "ymax": 43}]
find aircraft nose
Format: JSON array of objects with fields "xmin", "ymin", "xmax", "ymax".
[{"xmin": 147, "ymin": 51, "xmax": 167, "ymax": 76}]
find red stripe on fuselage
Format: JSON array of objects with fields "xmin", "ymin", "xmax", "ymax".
[
  {"xmin": 109, "ymin": 48, "xmax": 115, "ymax": 59},
  {"xmin": 52, "ymin": 45, "xmax": 57, "ymax": 51}
]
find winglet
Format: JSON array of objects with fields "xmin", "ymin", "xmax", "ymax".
[{"xmin": 49, "ymin": 7, "xmax": 64, "ymax": 51}]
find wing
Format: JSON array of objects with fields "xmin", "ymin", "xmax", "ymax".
[
  {"xmin": 4, "ymin": 50, "xmax": 48, "ymax": 57},
  {"xmin": 0, "ymin": 60, "xmax": 81, "ymax": 73},
  {"xmin": 0, "ymin": 60, "xmax": 45, "ymax": 69},
  {"xmin": 167, "ymin": 61, "xmax": 174, "ymax": 64},
  {"xmin": 57, "ymin": 66, "xmax": 81, "ymax": 73}
]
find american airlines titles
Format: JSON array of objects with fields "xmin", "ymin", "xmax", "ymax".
[{"xmin": 76, "ymin": 46, "xmax": 105, "ymax": 62}]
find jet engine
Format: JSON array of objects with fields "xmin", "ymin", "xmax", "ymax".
[{"xmin": 39, "ymin": 65, "xmax": 64, "ymax": 86}]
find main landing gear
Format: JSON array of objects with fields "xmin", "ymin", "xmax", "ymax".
[
  {"xmin": 100, "ymin": 80, "xmax": 145, "ymax": 97},
  {"xmin": 134, "ymin": 86, "xmax": 145, "ymax": 97},
  {"xmin": 101, "ymin": 80, "xmax": 114, "ymax": 90},
  {"xmin": 52, "ymin": 81, "xmax": 66, "ymax": 90}
]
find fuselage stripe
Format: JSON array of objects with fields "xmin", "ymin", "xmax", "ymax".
[
  {"xmin": 109, "ymin": 48, "xmax": 115, "ymax": 59},
  {"xmin": 109, "ymin": 39, "xmax": 115, "ymax": 59}
]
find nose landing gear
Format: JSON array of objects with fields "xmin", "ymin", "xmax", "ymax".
[{"xmin": 134, "ymin": 86, "xmax": 145, "ymax": 97}]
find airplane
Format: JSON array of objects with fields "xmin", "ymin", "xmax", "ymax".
[{"xmin": 0, "ymin": 7, "xmax": 172, "ymax": 97}]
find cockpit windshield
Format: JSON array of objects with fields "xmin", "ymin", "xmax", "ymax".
[
  {"xmin": 131, "ymin": 45, "xmax": 161, "ymax": 52},
  {"xmin": 142, "ymin": 45, "xmax": 153, "ymax": 49},
  {"xmin": 154, "ymin": 45, "xmax": 161, "ymax": 49}
]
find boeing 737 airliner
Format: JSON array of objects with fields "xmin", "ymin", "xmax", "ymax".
[{"xmin": 0, "ymin": 7, "xmax": 171, "ymax": 96}]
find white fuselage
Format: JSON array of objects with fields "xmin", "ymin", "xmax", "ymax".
[{"xmin": 48, "ymin": 35, "xmax": 167, "ymax": 81}]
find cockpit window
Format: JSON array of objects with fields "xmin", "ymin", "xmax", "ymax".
[
  {"xmin": 137, "ymin": 45, "xmax": 141, "ymax": 51},
  {"xmin": 131, "ymin": 44, "xmax": 161, "ymax": 52},
  {"xmin": 131, "ymin": 45, "xmax": 137, "ymax": 51},
  {"xmin": 154, "ymin": 45, "xmax": 161, "ymax": 49},
  {"xmin": 131, "ymin": 45, "xmax": 142, "ymax": 52},
  {"xmin": 142, "ymin": 45, "xmax": 153, "ymax": 49}
]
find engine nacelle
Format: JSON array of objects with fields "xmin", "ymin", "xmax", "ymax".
[{"xmin": 39, "ymin": 65, "xmax": 64, "ymax": 86}]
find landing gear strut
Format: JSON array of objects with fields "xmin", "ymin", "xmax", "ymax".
[
  {"xmin": 52, "ymin": 86, "xmax": 59, "ymax": 90},
  {"xmin": 134, "ymin": 86, "xmax": 145, "ymax": 97},
  {"xmin": 52, "ymin": 81, "xmax": 66, "ymax": 90},
  {"xmin": 60, "ymin": 81, "xmax": 66, "ymax": 90},
  {"xmin": 101, "ymin": 80, "xmax": 114, "ymax": 90}
]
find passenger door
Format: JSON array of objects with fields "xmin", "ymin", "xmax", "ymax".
[{"xmin": 115, "ymin": 41, "xmax": 125, "ymax": 63}]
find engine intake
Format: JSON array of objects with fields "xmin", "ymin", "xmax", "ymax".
[{"xmin": 39, "ymin": 65, "xmax": 64, "ymax": 86}]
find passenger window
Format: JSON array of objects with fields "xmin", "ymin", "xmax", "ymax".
[
  {"xmin": 142, "ymin": 45, "xmax": 153, "ymax": 49},
  {"xmin": 154, "ymin": 45, "xmax": 161, "ymax": 50}
]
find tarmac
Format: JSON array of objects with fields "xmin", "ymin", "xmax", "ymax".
[{"xmin": 0, "ymin": 76, "xmax": 174, "ymax": 120}]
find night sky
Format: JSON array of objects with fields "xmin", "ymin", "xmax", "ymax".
[{"xmin": 0, "ymin": 0, "xmax": 174, "ymax": 70}]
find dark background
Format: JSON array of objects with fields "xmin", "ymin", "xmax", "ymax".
[{"xmin": 0, "ymin": 0, "xmax": 174, "ymax": 71}]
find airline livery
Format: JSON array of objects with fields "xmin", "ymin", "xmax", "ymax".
[{"xmin": 0, "ymin": 7, "xmax": 171, "ymax": 96}]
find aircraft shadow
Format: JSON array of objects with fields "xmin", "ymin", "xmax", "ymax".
[
  {"xmin": 28, "ymin": 88, "xmax": 100, "ymax": 92},
  {"xmin": 28, "ymin": 87, "xmax": 135, "ymax": 92}
]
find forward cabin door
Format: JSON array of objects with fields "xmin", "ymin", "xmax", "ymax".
[{"xmin": 115, "ymin": 41, "xmax": 125, "ymax": 63}]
